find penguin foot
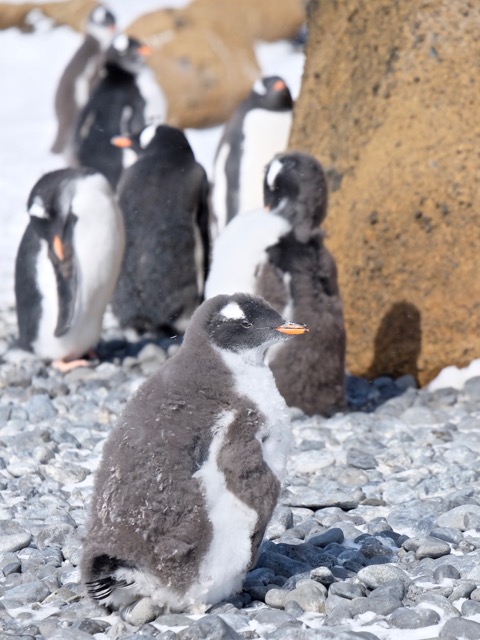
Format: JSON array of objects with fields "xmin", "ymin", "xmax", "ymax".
[{"xmin": 52, "ymin": 358, "xmax": 90, "ymax": 373}]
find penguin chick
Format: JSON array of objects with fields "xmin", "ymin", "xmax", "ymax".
[
  {"xmin": 14, "ymin": 168, "xmax": 125, "ymax": 369},
  {"xmin": 205, "ymin": 152, "xmax": 346, "ymax": 416},
  {"xmin": 211, "ymin": 76, "xmax": 293, "ymax": 235},
  {"xmin": 81, "ymin": 292, "xmax": 308, "ymax": 613},
  {"xmin": 110, "ymin": 124, "xmax": 211, "ymax": 336},
  {"xmin": 51, "ymin": 4, "xmax": 117, "ymax": 157},
  {"xmin": 72, "ymin": 34, "xmax": 167, "ymax": 188},
  {"xmin": 258, "ymin": 152, "xmax": 346, "ymax": 416}
]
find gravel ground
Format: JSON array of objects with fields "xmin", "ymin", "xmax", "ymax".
[{"xmin": 1, "ymin": 307, "xmax": 480, "ymax": 640}]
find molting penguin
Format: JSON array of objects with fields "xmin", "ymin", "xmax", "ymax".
[
  {"xmin": 206, "ymin": 152, "xmax": 346, "ymax": 417},
  {"xmin": 14, "ymin": 168, "xmax": 125, "ymax": 370},
  {"xmin": 72, "ymin": 34, "xmax": 167, "ymax": 188},
  {"xmin": 110, "ymin": 124, "xmax": 211, "ymax": 335},
  {"xmin": 81, "ymin": 293, "xmax": 308, "ymax": 614},
  {"xmin": 211, "ymin": 76, "xmax": 293, "ymax": 235},
  {"xmin": 51, "ymin": 4, "xmax": 117, "ymax": 157}
]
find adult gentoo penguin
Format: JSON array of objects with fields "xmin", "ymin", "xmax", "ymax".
[
  {"xmin": 110, "ymin": 124, "xmax": 211, "ymax": 335},
  {"xmin": 206, "ymin": 152, "xmax": 346, "ymax": 417},
  {"xmin": 211, "ymin": 76, "xmax": 293, "ymax": 235},
  {"xmin": 81, "ymin": 293, "xmax": 308, "ymax": 613},
  {"xmin": 72, "ymin": 34, "xmax": 167, "ymax": 188},
  {"xmin": 14, "ymin": 168, "xmax": 125, "ymax": 371},
  {"xmin": 51, "ymin": 4, "xmax": 117, "ymax": 157}
]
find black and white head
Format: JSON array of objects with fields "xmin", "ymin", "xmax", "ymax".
[
  {"xmin": 106, "ymin": 34, "xmax": 151, "ymax": 75},
  {"xmin": 86, "ymin": 5, "xmax": 116, "ymax": 48},
  {"xmin": 250, "ymin": 76, "xmax": 293, "ymax": 111},
  {"xmin": 111, "ymin": 123, "xmax": 194, "ymax": 165},
  {"xmin": 263, "ymin": 152, "xmax": 328, "ymax": 241},
  {"xmin": 187, "ymin": 293, "xmax": 308, "ymax": 364}
]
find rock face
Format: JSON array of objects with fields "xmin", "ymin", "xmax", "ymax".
[
  {"xmin": 127, "ymin": 0, "xmax": 305, "ymax": 127},
  {"xmin": 290, "ymin": 0, "xmax": 480, "ymax": 385},
  {"xmin": 0, "ymin": 0, "xmax": 95, "ymax": 32}
]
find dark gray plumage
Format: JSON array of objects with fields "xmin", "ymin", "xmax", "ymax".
[
  {"xmin": 111, "ymin": 124, "xmax": 211, "ymax": 335},
  {"xmin": 211, "ymin": 76, "xmax": 293, "ymax": 233},
  {"xmin": 71, "ymin": 35, "xmax": 151, "ymax": 188},
  {"xmin": 51, "ymin": 5, "xmax": 116, "ymax": 156},
  {"xmin": 81, "ymin": 293, "xmax": 307, "ymax": 612},
  {"xmin": 258, "ymin": 152, "xmax": 346, "ymax": 417}
]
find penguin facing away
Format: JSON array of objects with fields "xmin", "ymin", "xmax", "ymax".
[
  {"xmin": 51, "ymin": 4, "xmax": 117, "ymax": 156},
  {"xmin": 81, "ymin": 293, "xmax": 308, "ymax": 613},
  {"xmin": 206, "ymin": 152, "xmax": 346, "ymax": 416},
  {"xmin": 14, "ymin": 168, "xmax": 125, "ymax": 370},
  {"xmin": 211, "ymin": 76, "xmax": 293, "ymax": 235},
  {"xmin": 110, "ymin": 124, "xmax": 211, "ymax": 336},
  {"xmin": 72, "ymin": 34, "xmax": 167, "ymax": 188}
]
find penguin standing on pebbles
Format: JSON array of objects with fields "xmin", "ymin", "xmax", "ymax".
[
  {"xmin": 81, "ymin": 293, "xmax": 308, "ymax": 614},
  {"xmin": 51, "ymin": 4, "xmax": 117, "ymax": 157},
  {"xmin": 110, "ymin": 124, "xmax": 211, "ymax": 336},
  {"xmin": 72, "ymin": 34, "xmax": 167, "ymax": 188},
  {"xmin": 14, "ymin": 168, "xmax": 125, "ymax": 371},
  {"xmin": 207, "ymin": 152, "xmax": 346, "ymax": 417},
  {"xmin": 211, "ymin": 76, "xmax": 293, "ymax": 234}
]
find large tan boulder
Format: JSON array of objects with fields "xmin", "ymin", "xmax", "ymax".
[
  {"xmin": 0, "ymin": 0, "xmax": 94, "ymax": 31},
  {"xmin": 127, "ymin": 0, "xmax": 305, "ymax": 127},
  {"xmin": 290, "ymin": 0, "xmax": 480, "ymax": 385}
]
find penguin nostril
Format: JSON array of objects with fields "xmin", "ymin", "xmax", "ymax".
[{"xmin": 241, "ymin": 321, "xmax": 252, "ymax": 329}]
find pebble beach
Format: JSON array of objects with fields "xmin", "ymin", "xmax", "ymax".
[{"xmin": 1, "ymin": 305, "xmax": 480, "ymax": 640}]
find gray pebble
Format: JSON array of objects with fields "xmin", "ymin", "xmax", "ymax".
[
  {"xmin": 346, "ymin": 448, "xmax": 377, "ymax": 470},
  {"xmin": 430, "ymin": 526, "xmax": 464, "ymax": 545},
  {"xmin": 0, "ymin": 521, "xmax": 32, "ymax": 553},
  {"xmin": 25, "ymin": 394, "xmax": 57, "ymax": 422},
  {"xmin": 284, "ymin": 580, "xmax": 326, "ymax": 613},
  {"xmin": 310, "ymin": 566, "xmax": 335, "ymax": 586},
  {"xmin": 437, "ymin": 504, "xmax": 480, "ymax": 530},
  {"xmin": 176, "ymin": 615, "xmax": 241, "ymax": 640},
  {"xmin": 357, "ymin": 565, "xmax": 412, "ymax": 590},
  {"xmin": 388, "ymin": 606, "xmax": 440, "ymax": 628},
  {"xmin": 2, "ymin": 579, "xmax": 50, "ymax": 605},
  {"xmin": 309, "ymin": 527, "xmax": 344, "ymax": 548},
  {"xmin": 462, "ymin": 600, "xmax": 480, "ymax": 616},
  {"xmin": 350, "ymin": 594, "xmax": 403, "ymax": 616},
  {"xmin": 120, "ymin": 597, "xmax": 161, "ymax": 625},
  {"xmin": 433, "ymin": 564, "xmax": 461, "ymax": 581},
  {"xmin": 440, "ymin": 618, "xmax": 480, "ymax": 639},
  {"xmin": 329, "ymin": 582, "xmax": 366, "ymax": 600},
  {"xmin": 415, "ymin": 536, "xmax": 451, "ymax": 560},
  {"xmin": 265, "ymin": 507, "xmax": 294, "ymax": 540}
]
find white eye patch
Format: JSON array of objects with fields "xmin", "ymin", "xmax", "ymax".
[
  {"xmin": 139, "ymin": 124, "xmax": 157, "ymax": 149},
  {"xmin": 28, "ymin": 196, "xmax": 47, "ymax": 218},
  {"xmin": 92, "ymin": 6, "xmax": 107, "ymax": 23},
  {"xmin": 253, "ymin": 79, "xmax": 267, "ymax": 95},
  {"xmin": 220, "ymin": 302, "xmax": 246, "ymax": 321},
  {"xmin": 266, "ymin": 158, "xmax": 283, "ymax": 189},
  {"xmin": 113, "ymin": 34, "xmax": 129, "ymax": 52}
]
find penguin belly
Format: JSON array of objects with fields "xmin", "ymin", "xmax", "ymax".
[
  {"xmin": 211, "ymin": 141, "xmax": 230, "ymax": 235},
  {"xmin": 33, "ymin": 174, "xmax": 124, "ymax": 360},
  {"xmin": 238, "ymin": 110, "xmax": 292, "ymax": 215},
  {"xmin": 205, "ymin": 209, "xmax": 290, "ymax": 299}
]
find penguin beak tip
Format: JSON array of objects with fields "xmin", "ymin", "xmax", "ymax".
[{"xmin": 275, "ymin": 322, "xmax": 309, "ymax": 336}]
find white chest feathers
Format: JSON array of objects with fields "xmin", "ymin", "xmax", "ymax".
[
  {"xmin": 205, "ymin": 208, "xmax": 291, "ymax": 299},
  {"xmin": 238, "ymin": 109, "xmax": 292, "ymax": 214},
  {"xmin": 218, "ymin": 348, "xmax": 293, "ymax": 481}
]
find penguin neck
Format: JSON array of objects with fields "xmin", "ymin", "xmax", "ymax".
[{"xmin": 105, "ymin": 63, "xmax": 135, "ymax": 82}]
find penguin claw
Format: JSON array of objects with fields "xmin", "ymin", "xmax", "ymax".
[{"xmin": 52, "ymin": 358, "xmax": 90, "ymax": 373}]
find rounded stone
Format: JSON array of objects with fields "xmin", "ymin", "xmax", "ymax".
[
  {"xmin": 357, "ymin": 565, "xmax": 412, "ymax": 590},
  {"xmin": 439, "ymin": 618, "xmax": 480, "ymax": 639},
  {"xmin": 388, "ymin": 607, "xmax": 440, "ymax": 629}
]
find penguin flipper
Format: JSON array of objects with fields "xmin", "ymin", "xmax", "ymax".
[
  {"xmin": 48, "ymin": 217, "xmax": 79, "ymax": 337},
  {"xmin": 196, "ymin": 172, "xmax": 212, "ymax": 284}
]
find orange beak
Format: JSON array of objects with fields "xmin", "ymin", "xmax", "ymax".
[
  {"xmin": 53, "ymin": 235, "xmax": 64, "ymax": 261},
  {"xmin": 275, "ymin": 322, "xmax": 309, "ymax": 336},
  {"xmin": 111, "ymin": 135, "xmax": 132, "ymax": 148},
  {"xmin": 272, "ymin": 79, "xmax": 286, "ymax": 92},
  {"xmin": 137, "ymin": 44, "xmax": 152, "ymax": 57}
]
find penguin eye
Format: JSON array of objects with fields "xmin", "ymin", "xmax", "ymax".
[{"xmin": 241, "ymin": 321, "xmax": 252, "ymax": 329}]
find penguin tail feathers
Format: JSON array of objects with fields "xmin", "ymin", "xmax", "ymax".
[{"xmin": 84, "ymin": 553, "xmax": 134, "ymax": 604}]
